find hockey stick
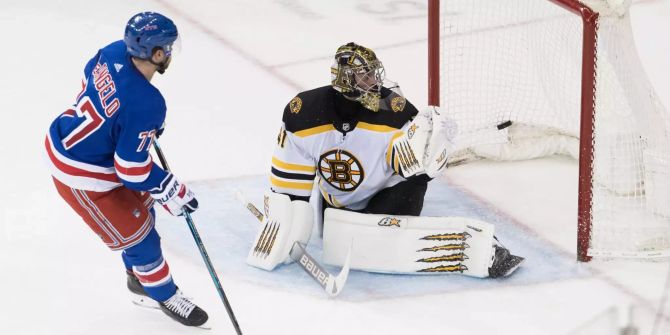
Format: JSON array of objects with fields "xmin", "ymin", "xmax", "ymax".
[
  {"xmin": 234, "ymin": 190, "xmax": 352, "ymax": 297},
  {"xmin": 153, "ymin": 141, "xmax": 243, "ymax": 335}
]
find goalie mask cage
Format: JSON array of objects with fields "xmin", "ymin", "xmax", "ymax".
[{"xmin": 428, "ymin": 0, "xmax": 670, "ymax": 261}]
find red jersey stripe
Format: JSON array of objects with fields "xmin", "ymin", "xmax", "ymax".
[
  {"xmin": 45, "ymin": 136, "xmax": 120, "ymax": 183},
  {"xmin": 114, "ymin": 158, "xmax": 153, "ymax": 177},
  {"xmin": 135, "ymin": 261, "xmax": 171, "ymax": 284}
]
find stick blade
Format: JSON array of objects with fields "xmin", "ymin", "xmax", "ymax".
[
  {"xmin": 326, "ymin": 241, "xmax": 352, "ymax": 297},
  {"xmin": 290, "ymin": 242, "xmax": 352, "ymax": 297}
]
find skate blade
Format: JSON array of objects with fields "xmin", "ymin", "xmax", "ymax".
[
  {"xmin": 195, "ymin": 322, "xmax": 212, "ymax": 330},
  {"xmin": 130, "ymin": 291, "xmax": 160, "ymax": 309},
  {"xmin": 130, "ymin": 293, "xmax": 212, "ymax": 330},
  {"xmin": 502, "ymin": 255, "xmax": 525, "ymax": 277}
]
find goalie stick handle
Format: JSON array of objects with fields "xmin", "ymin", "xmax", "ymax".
[
  {"xmin": 234, "ymin": 191, "xmax": 264, "ymax": 222},
  {"xmin": 153, "ymin": 141, "xmax": 243, "ymax": 335}
]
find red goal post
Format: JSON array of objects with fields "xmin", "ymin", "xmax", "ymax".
[{"xmin": 428, "ymin": 0, "xmax": 670, "ymax": 262}]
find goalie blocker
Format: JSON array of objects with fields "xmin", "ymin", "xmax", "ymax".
[
  {"xmin": 246, "ymin": 192, "xmax": 313, "ymax": 270},
  {"xmin": 323, "ymin": 208, "xmax": 523, "ymax": 278}
]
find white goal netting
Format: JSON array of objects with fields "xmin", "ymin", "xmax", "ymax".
[{"xmin": 439, "ymin": 0, "xmax": 670, "ymax": 258}]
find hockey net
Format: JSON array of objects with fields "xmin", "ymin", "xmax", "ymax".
[{"xmin": 429, "ymin": 0, "xmax": 670, "ymax": 260}]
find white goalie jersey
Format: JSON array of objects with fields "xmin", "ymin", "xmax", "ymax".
[
  {"xmin": 257, "ymin": 86, "xmax": 524, "ymax": 280},
  {"xmin": 270, "ymin": 85, "xmax": 419, "ymax": 210}
]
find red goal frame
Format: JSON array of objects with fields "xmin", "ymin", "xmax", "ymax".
[{"xmin": 427, "ymin": 0, "xmax": 600, "ymax": 261}]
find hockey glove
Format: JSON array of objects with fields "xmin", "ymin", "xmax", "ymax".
[
  {"xmin": 150, "ymin": 174, "xmax": 199, "ymax": 216},
  {"xmin": 424, "ymin": 106, "xmax": 458, "ymax": 178},
  {"xmin": 388, "ymin": 106, "xmax": 457, "ymax": 178},
  {"xmin": 247, "ymin": 192, "xmax": 313, "ymax": 271},
  {"xmin": 389, "ymin": 107, "xmax": 432, "ymax": 178}
]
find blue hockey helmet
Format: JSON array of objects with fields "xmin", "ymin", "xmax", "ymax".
[{"xmin": 124, "ymin": 12, "xmax": 179, "ymax": 59}]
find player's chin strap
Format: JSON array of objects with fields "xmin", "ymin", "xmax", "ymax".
[{"xmin": 149, "ymin": 57, "xmax": 169, "ymax": 74}]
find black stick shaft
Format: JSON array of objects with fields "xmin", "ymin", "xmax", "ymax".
[{"xmin": 153, "ymin": 141, "xmax": 242, "ymax": 335}]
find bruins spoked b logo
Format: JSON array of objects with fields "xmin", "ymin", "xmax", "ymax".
[
  {"xmin": 289, "ymin": 97, "xmax": 302, "ymax": 114},
  {"xmin": 318, "ymin": 149, "xmax": 364, "ymax": 192}
]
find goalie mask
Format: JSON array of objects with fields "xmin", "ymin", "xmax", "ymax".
[{"xmin": 331, "ymin": 42, "xmax": 397, "ymax": 112}]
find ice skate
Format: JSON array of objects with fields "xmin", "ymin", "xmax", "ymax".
[
  {"xmin": 127, "ymin": 271, "xmax": 209, "ymax": 328},
  {"xmin": 159, "ymin": 289, "xmax": 209, "ymax": 327},
  {"xmin": 488, "ymin": 245, "xmax": 524, "ymax": 278},
  {"xmin": 126, "ymin": 270, "xmax": 160, "ymax": 308}
]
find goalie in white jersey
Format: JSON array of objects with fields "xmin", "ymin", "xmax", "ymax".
[
  {"xmin": 247, "ymin": 43, "xmax": 523, "ymax": 279},
  {"xmin": 272, "ymin": 43, "xmax": 428, "ymax": 216}
]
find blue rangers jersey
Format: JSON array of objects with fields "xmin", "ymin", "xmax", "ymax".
[{"xmin": 45, "ymin": 40, "xmax": 169, "ymax": 192}]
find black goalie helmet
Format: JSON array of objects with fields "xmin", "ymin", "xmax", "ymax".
[{"xmin": 331, "ymin": 42, "xmax": 391, "ymax": 112}]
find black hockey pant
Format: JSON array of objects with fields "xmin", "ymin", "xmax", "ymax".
[{"xmin": 321, "ymin": 175, "xmax": 430, "ymax": 217}]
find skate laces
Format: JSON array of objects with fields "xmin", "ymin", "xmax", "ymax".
[{"xmin": 163, "ymin": 290, "xmax": 196, "ymax": 318}]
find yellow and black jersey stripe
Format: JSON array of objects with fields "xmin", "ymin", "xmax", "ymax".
[
  {"xmin": 270, "ymin": 156, "xmax": 316, "ymax": 197},
  {"xmin": 318, "ymin": 179, "xmax": 345, "ymax": 208},
  {"xmin": 272, "ymin": 85, "xmax": 418, "ymax": 208},
  {"xmin": 282, "ymin": 85, "xmax": 418, "ymax": 135}
]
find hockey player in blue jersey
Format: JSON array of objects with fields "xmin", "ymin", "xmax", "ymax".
[{"xmin": 45, "ymin": 12, "xmax": 207, "ymax": 327}]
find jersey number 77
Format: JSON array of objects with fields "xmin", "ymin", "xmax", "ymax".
[{"xmin": 61, "ymin": 96, "xmax": 104, "ymax": 150}]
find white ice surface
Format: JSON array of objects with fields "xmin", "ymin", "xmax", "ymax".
[{"xmin": 1, "ymin": 0, "xmax": 670, "ymax": 334}]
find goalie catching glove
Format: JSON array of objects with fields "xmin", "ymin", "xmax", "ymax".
[
  {"xmin": 389, "ymin": 106, "xmax": 457, "ymax": 178},
  {"xmin": 247, "ymin": 192, "xmax": 314, "ymax": 271},
  {"xmin": 150, "ymin": 174, "xmax": 199, "ymax": 216}
]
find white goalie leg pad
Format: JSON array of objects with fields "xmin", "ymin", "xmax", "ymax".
[
  {"xmin": 323, "ymin": 208, "xmax": 495, "ymax": 278},
  {"xmin": 246, "ymin": 193, "xmax": 313, "ymax": 271},
  {"xmin": 289, "ymin": 200, "xmax": 313, "ymax": 251}
]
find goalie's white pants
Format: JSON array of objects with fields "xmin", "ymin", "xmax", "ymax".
[{"xmin": 323, "ymin": 209, "xmax": 496, "ymax": 278}]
